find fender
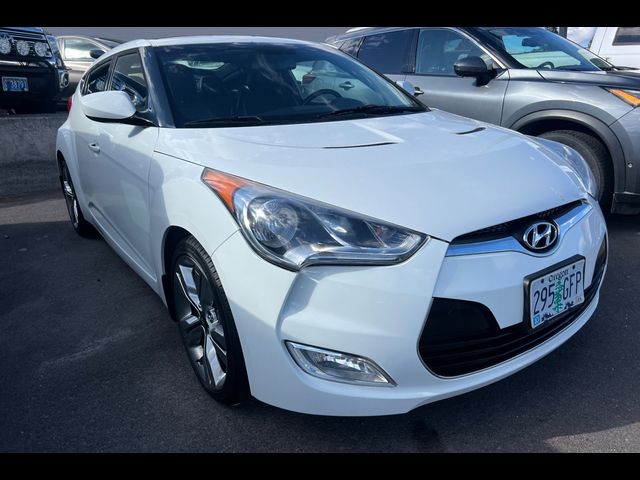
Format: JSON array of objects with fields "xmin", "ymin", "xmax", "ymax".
[{"xmin": 509, "ymin": 109, "xmax": 626, "ymax": 196}]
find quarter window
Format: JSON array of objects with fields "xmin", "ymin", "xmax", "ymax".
[
  {"xmin": 84, "ymin": 61, "xmax": 111, "ymax": 95},
  {"xmin": 63, "ymin": 38, "xmax": 98, "ymax": 61},
  {"xmin": 613, "ymin": 27, "xmax": 640, "ymax": 45},
  {"xmin": 357, "ymin": 30, "xmax": 416, "ymax": 74},
  {"xmin": 416, "ymin": 29, "xmax": 489, "ymax": 76},
  {"xmin": 110, "ymin": 52, "xmax": 148, "ymax": 110}
]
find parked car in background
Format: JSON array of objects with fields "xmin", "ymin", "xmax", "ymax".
[
  {"xmin": 0, "ymin": 26, "xmax": 68, "ymax": 113},
  {"xmin": 57, "ymin": 36, "xmax": 607, "ymax": 416},
  {"xmin": 327, "ymin": 27, "xmax": 640, "ymax": 214},
  {"xmin": 56, "ymin": 35, "xmax": 122, "ymax": 97},
  {"xmin": 585, "ymin": 27, "xmax": 640, "ymax": 69}
]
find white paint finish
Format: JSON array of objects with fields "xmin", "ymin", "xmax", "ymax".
[
  {"xmin": 156, "ymin": 111, "xmax": 584, "ymax": 241},
  {"xmin": 589, "ymin": 27, "xmax": 640, "ymax": 69},
  {"xmin": 56, "ymin": 36, "xmax": 608, "ymax": 416},
  {"xmin": 434, "ymin": 197, "xmax": 607, "ymax": 328},
  {"xmin": 79, "ymin": 90, "xmax": 137, "ymax": 120}
]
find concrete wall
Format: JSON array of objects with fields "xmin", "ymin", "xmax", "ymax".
[
  {"xmin": 44, "ymin": 27, "xmax": 349, "ymax": 43},
  {"xmin": 0, "ymin": 114, "xmax": 67, "ymax": 197}
]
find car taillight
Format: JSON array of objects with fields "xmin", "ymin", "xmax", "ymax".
[
  {"xmin": 67, "ymin": 95, "xmax": 73, "ymax": 112},
  {"xmin": 302, "ymin": 74, "xmax": 316, "ymax": 84}
]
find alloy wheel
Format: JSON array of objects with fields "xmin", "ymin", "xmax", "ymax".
[
  {"xmin": 61, "ymin": 164, "xmax": 79, "ymax": 229},
  {"xmin": 173, "ymin": 259, "xmax": 228, "ymax": 390}
]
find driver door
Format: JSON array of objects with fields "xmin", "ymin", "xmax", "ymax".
[
  {"xmin": 84, "ymin": 51, "xmax": 158, "ymax": 282},
  {"xmin": 405, "ymin": 28, "xmax": 509, "ymax": 125}
]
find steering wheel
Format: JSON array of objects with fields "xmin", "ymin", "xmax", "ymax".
[
  {"xmin": 537, "ymin": 61, "xmax": 555, "ymax": 69},
  {"xmin": 303, "ymin": 89, "xmax": 342, "ymax": 105}
]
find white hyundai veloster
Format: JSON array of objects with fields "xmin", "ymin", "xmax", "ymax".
[{"xmin": 56, "ymin": 36, "xmax": 607, "ymax": 416}]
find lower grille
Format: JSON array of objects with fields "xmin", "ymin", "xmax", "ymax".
[{"xmin": 419, "ymin": 238, "xmax": 607, "ymax": 377}]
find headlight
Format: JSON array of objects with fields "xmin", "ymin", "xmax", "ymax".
[
  {"xmin": 607, "ymin": 88, "xmax": 640, "ymax": 107},
  {"xmin": 34, "ymin": 42, "xmax": 48, "ymax": 57},
  {"xmin": 16, "ymin": 40, "xmax": 29, "ymax": 56},
  {"xmin": 202, "ymin": 168, "xmax": 427, "ymax": 270},
  {"xmin": 535, "ymin": 137, "xmax": 598, "ymax": 198}
]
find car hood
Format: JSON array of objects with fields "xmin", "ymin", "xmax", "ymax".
[
  {"xmin": 155, "ymin": 110, "xmax": 584, "ymax": 241},
  {"xmin": 538, "ymin": 69, "xmax": 640, "ymax": 89}
]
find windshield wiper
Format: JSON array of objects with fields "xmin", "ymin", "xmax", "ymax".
[
  {"xmin": 183, "ymin": 115, "xmax": 265, "ymax": 128},
  {"xmin": 317, "ymin": 105, "xmax": 423, "ymax": 119}
]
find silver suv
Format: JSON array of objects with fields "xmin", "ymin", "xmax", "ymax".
[{"xmin": 327, "ymin": 27, "xmax": 640, "ymax": 214}]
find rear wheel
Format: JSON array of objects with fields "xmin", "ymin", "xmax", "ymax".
[
  {"xmin": 539, "ymin": 130, "xmax": 613, "ymax": 211},
  {"xmin": 171, "ymin": 236, "xmax": 249, "ymax": 405},
  {"xmin": 59, "ymin": 160, "xmax": 95, "ymax": 237}
]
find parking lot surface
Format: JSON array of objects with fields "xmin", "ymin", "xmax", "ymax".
[{"xmin": 1, "ymin": 191, "xmax": 639, "ymax": 452}]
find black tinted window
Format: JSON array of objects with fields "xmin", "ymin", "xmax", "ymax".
[
  {"xmin": 84, "ymin": 61, "xmax": 110, "ymax": 95},
  {"xmin": 111, "ymin": 52, "xmax": 148, "ymax": 110},
  {"xmin": 339, "ymin": 37, "xmax": 362, "ymax": 57},
  {"xmin": 357, "ymin": 30, "xmax": 415, "ymax": 74},
  {"xmin": 613, "ymin": 27, "xmax": 640, "ymax": 45},
  {"xmin": 155, "ymin": 43, "xmax": 423, "ymax": 128}
]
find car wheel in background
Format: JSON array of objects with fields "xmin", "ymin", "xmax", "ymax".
[
  {"xmin": 539, "ymin": 130, "xmax": 613, "ymax": 211},
  {"xmin": 59, "ymin": 160, "xmax": 96, "ymax": 237},
  {"xmin": 171, "ymin": 236, "xmax": 250, "ymax": 405}
]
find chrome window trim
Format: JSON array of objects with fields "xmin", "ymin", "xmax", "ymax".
[{"xmin": 445, "ymin": 200, "xmax": 592, "ymax": 258}]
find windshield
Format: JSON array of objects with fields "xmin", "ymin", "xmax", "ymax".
[
  {"xmin": 481, "ymin": 27, "xmax": 612, "ymax": 71},
  {"xmin": 154, "ymin": 42, "xmax": 425, "ymax": 128}
]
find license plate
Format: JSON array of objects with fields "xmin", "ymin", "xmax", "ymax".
[
  {"xmin": 2, "ymin": 76, "xmax": 28, "ymax": 92},
  {"xmin": 528, "ymin": 258, "xmax": 585, "ymax": 329}
]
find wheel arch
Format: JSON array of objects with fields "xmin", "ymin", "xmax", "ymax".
[
  {"xmin": 510, "ymin": 110, "xmax": 626, "ymax": 196},
  {"xmin": 161, "ymin": 225, "xmax": 193, "ymax": 321}
]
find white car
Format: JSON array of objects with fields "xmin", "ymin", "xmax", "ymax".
[{"xmin": 56, "ymin": 36, "xmax": 608, "ymax": 416}]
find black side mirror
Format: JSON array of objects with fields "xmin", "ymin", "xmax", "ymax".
[
  {"xmin": 89, "ymin": 49, "xmax": 106, "ymax": 60},
  {"xmin": 453, "ymin": 56, "xmax": 496, "ymax": 86}
]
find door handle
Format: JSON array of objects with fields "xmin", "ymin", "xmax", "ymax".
[
  {"xmin": 88, "ymin": 143, "xmax": 101, "ymax": 153},
  {"xmin": 339, "ymin": 81, "xmax": 355, "ymax": 90},
  {"xmin": 413, "ymin": 87, "xmax": 425, "ymax": 97}
]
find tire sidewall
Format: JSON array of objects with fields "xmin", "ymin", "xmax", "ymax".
[{"xmin": 171, "ymin": 237, "xmax": 249, "ymax": 404}]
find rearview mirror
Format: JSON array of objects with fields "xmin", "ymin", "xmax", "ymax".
[
  {"xmin": 80, "ymin": 90, "xmax": 136, "ymax": 121},
  {"xmin": 453, "ymin": 56, "xmax": 496, "ymax": 86},
  {"xmin": 89, "ymin": 49, "xmax": 105, "ymax": 60}
]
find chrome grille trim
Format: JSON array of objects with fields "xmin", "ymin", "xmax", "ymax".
[{"xmin": 446, "ymin": 200, "xmax": 592, "ymax": 258}]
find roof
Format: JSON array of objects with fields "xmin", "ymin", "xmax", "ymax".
[{"xmin": 101, "ymin": 35, "xmax": 316, "ymax": 60}]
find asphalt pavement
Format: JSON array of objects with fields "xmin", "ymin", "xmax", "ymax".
[{"xmin": 1, "ymin": 191, "xmax": 639, "ymax": 452}]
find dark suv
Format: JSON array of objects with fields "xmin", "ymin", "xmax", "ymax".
[
  {"xmin": 0, "ymin": 27, "xmax": 69, "ymax": 112},
  {"xmin": 327, "ymin": 27, "xmax": 640, "ymax": 213}
]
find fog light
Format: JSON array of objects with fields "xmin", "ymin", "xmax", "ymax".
[
  {"xmin": 16, "ymin": 40, "xmax": 29, "ymax": 56},
  {"xmin": 34, "ymin": 42, "xmax": 48, "ymax": 57},
  {"xmin": 286, "ymin": 342, "xmax": 395, "ymax": 386}
]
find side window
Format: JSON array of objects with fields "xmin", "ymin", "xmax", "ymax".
[
  {"xmin": 110, "ymin": 52, "xmax": 148, "ymax": 110},
  {"xmin": 84, "ymin": 61, "xmax": 111, "ymax": 95},
  {"xmin": 357, "ymin": 30, "xmax": 415, "ymax": 74},
  {"xmin": 416, "ymin": 29, "xmax": 490, "ymax": 76},
  {"xmin": 339, "ymin": 37, "xmax": 362, "ymax": 57},
  {"xmin": 63, "ymin": 38, "xmax": 98, "ymax": 61},
  {"xmin": 613, "ymin": 27, "xmax": 640, "ymax": 45}
]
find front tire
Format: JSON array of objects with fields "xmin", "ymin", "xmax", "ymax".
[
  {"xmin": 171, "ymin": 236, "xmax": 250, "ymax": 405},
  {"xmin": 539, "ymin": 130, "xmax": 613, "ymax": 210}
]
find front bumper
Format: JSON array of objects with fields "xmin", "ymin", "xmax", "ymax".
[
  {"xmin": 211, "ymin": 196, "xmax": 607, "ymax": 416},
  {"xmin": 0, "ymin": 61, "xmax": 67, "ymax": 107}
]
